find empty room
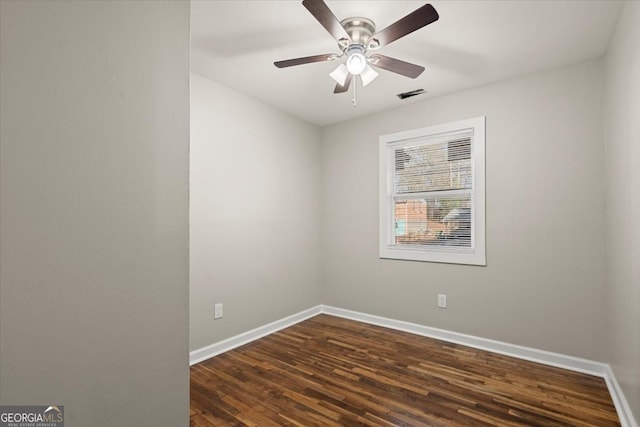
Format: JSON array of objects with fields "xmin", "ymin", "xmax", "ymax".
[{"xmin": 0, "ymin": 1, "xmax": 638, "ymax": 426}]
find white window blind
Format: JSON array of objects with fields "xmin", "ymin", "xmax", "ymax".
[{"xmin": 379, "ymin": 117, "xmax": 485, "ymax": 265}]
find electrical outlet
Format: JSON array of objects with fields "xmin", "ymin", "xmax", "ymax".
[
  {"xmin": 214, "ymin": 303, "xmax": 223, "ymax": 319},
  {"xmin": 437, "ymin": 294, "xmax": 447, "ymax": 309}
]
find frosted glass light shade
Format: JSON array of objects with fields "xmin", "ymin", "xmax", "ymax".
[
  {"xmin": 346, "ymin": 53, "xmax": 366, "ymax": 75},
  {"xmin": 329, "ymin": 64, "xmax": 349, "ymax": 85},
  {"xmin": 360, "ymin": 64, "xmax": 379, "ymax": 86}
]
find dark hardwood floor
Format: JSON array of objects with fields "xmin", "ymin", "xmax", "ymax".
[{"xmin": 190, "ymin": 314, "xmax": 620, "ymax": 426}]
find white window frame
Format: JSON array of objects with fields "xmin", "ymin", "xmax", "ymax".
[{"xmin": 379, "ymin": 116, "xmax": 486, "ymax": 265}]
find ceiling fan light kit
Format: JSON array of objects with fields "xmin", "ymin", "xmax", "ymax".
[
  {"xmin": 274, "ymin": 0, "xmax": 439, "ymax": 104},
  {"xmin": 345, "ymin": 46, "xmax": 367, "ymax": 75}
]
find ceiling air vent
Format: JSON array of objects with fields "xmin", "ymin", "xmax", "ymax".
[{"xmin": 397, "ymin": 89, "xmax": 426, "ymax": 100}]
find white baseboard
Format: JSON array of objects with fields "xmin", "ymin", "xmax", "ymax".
[
  {"xmin": 189, "ymin": 305, "xmax": 322, "ymax": 365},
  {"xmin": 605, "ymin": 365, "xmax": 639, "ymax": 427},
  {"xmin": 189, "ymin": 304, "xmax": 637, "ymax": 427}
]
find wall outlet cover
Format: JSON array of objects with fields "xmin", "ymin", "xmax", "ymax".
[
  {"xmin": 437, "ymin": 294, "xmax": 447, "ymax": 308},
  {"xmin": 214, "ymin": 303, "xmax": 223, "ymax": 319}
]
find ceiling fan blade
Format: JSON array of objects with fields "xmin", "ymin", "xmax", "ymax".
[
  {"xmin": 369, "ymin": 4, "xmax": 439, "ymax": 48},
  {"xmin": 369, "ymin": 54, "xmax": 425, "ymax": 79},
  {"xmin": 334, "ymin": 73, "xmax": 353, "ymax": 93},
  {"xmin": 302, "ymin": 0, "xmax": 351, "ymax": 43},
  {"xmin": 274, "ymin": 53, "xmax": 336, "ymax": 68}
]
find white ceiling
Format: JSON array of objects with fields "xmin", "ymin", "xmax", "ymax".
[{"xmin": 191, "ymin": 0, "xmax": 621, "ymax": 127}]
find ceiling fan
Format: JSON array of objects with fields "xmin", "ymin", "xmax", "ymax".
[{"xmin": 274, "ymin": 0, "xmax": 439, "ymax": 94}]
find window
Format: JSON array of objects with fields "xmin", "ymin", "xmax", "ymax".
[{"xmin": 379, "ymin": 116, "xmax": 486, "ymax": 265}]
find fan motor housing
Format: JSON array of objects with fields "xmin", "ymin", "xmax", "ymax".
[{"xmin": 340, "ymin": 17, "xmax": 376, "ymax": 46}]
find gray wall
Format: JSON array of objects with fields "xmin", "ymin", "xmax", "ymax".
[
  {"xmin": 604, "ymin": 0, "xmax": 640, "ymax": 419},
  {"xmin": 321, "ymin": 59, "xmax": 607, "ymax": 361},
  {"xmin": 189, "ymin": 73, "xmax": 322, "ymax": 351},
  {"xmin": 0, "ymin": 1, "xmax": 190, "ymax": 426}
]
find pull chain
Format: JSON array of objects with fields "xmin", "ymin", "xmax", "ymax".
[{"xmin": 352, "ymin": 76, "xmax": 357, "ymax": 107}]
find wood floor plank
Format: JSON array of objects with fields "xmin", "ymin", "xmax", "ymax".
[{"xmin": 190, "ymin": 314, "xmax": 620, "ymax": 426}]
